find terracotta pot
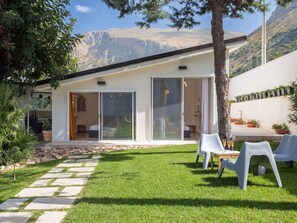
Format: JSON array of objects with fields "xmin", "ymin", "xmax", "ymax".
[
  {"xmin": 247, "ymin": 122, "xmax": 256, "ymax": 128},
  {"xmin": 274, "ymin": 129, "xmax": 289, "ymax": 135},
  {"xmin": 42, "ymin": 130, "xmax": 52, "ymax": 142},
  {"xmin": 234, "ymin": 120, "xmax": 244, "ymax": 125},
  {"xmin": 230, "ymin": 118, "xmax": 236, "ymax": 122}
]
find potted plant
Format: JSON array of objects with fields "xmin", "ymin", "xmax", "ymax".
[
  {"xmin": 230, "ymin": 118, "xmax": 236, "ymax": 122},
  {"xmin": 270, "ymin": 89, "xmax": 276, "ymax": 97},
  {"xmin": 239, "ymin": 95, "xmax": 244, "ymax": 102},
  {"xmin": 42, "ymin": 119, "xmax": 52, "ymax": 142},
  {"xmin": 272, "ymin": 123, "xmax": 289, "ymax": 134},
  {"xmin": 265, "ymin": 90, "xmax": 270, "ymax": 98},
  {"xmin": 234, "ymin": 118, "xmax": 244, "ymax": 125},
  {"xmin": 246, "ymin": 119, "xmax": 259, "ymax": 128},
  {"xmin": 285, "ymin": 85, "xmax": 294, "ymax": 95},
  {"xmin": 274, "ymin": 87, "xmax": 281, "ymax": 97},
  {"xmin": 260, "ymin": 91, "xmax": 266, "ymax": 99},
  {"xmin": 279, "ymin": 86, "xmax": 286, "ymax": 96},
  {"xmin": 254, "ymin": 92, "xmax": 259, "ymax": 100}
]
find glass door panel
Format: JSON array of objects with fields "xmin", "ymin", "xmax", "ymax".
[
  {"xmin": 101, "ymin": 92, "xmax": 134, "ymax": 140},
  {"xmin": 153, "ymin": 78, "xmax": 182, "ymax": 140}
]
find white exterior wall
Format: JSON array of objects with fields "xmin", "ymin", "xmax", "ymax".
[
  {"xmin": 230, "ymin": 50, "xmax": 297, "ymax": 98},
  {"xmin": 52, "ymin": 52, "xmax": 216, "ymax": 142},
  {"xmin": 230, "ymin": 50, "xmax": 297, "ymax": 134}
]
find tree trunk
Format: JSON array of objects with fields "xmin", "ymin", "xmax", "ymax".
[
  {"xmin": 209, "ymin": 0, "xmax": 231, "ymax": 139},
  {"xmin": 13, "ymin": 165, "xmax": 16, "ymax": 181}
]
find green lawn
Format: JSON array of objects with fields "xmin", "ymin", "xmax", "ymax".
[
  {"xmin": 0, "ymin": 160, "xmax": 61, "ymax": 203},
  {"xmin": 65, "ymin": 144, "xmax": 297, "ymax": 223}
]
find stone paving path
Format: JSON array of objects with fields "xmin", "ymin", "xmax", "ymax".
[{"xmin": 0, "ymin": 154, "xmax": 99, "ymax": 223}]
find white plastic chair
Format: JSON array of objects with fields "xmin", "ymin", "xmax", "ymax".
[
  {"xmin": 195, "ymin": 133, "xmax": 225, "ymax": 169},
  {"xmin": 274, "ymin": 135, "xmax": 297, "ymax": 162},
  {"xmin": 259, "ymin": 135, "xmax": 295, "ymax": 174},
  {"xmin": 273, "ymin": 134, "xmax": 292, "ymax": 155},
  {"xmin": 218, "ymin": 141, "xmax": 282, "ymax": 190}
]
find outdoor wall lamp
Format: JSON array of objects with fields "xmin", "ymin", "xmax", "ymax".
[
  {"xmin": 178, "ymin": 66, "xmax": 187, "ymax": 70},
  {"xmin": 97, "ymin": 81, "xmax": 106, "ymax": 85}
]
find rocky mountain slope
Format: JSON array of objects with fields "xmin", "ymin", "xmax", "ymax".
[
  {"xmin": 73, "ymin": 28, "xmax": 242, "ymax": 71},
  {"xmin": 230, "ymin": 0, "xmax": 297, "ymax": 75}
]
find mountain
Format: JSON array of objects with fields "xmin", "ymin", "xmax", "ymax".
[
  {"xmin": 73, "ymin": 28, "xmax": 242, "ymax": 71},
  {"xmin": 230, "ymin": 0, "xmax": 297, "ymax": 76}
]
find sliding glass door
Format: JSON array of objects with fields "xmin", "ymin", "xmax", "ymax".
[
  {"xmin": 100, "ymin": 92, "xmax": 135, "ymax": 140},
  {"xmin": 153, "ymin": 78, "xmax": 182, "ymax": 140}
]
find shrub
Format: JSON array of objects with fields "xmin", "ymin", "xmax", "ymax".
[
  {"xmin": 42, "ymin": 119, "xmax": 52, "ymax": 131},
  {"xmin": 272, "ymin": 123, "xmax": 289, "ymax": 130},
  {"xmin": 247, "ymin": 119, "xmax": 259, "ymax": 127},
  {"xmin": 288, "ymin": 81, "xmax": 297, "ymax": 125},
  {"xmin": 0, "ymin": 83, "xmax": 37, "ymax": 180}
]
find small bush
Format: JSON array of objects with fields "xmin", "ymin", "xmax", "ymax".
[
  {"xmin": 272, "ymin": 123, "xmax": 289, "ymax": 130},
  {"xmin": 288, "ymin": 81, "xmax": 297, "ymax": 125}
]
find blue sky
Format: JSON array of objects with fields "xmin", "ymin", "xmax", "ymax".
[{"xmin": 69, "ymin": 0, "xmax": 277, "ymax": 35}]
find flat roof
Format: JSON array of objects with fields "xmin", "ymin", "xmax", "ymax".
[{"xmin": 37, "ymin": 35, "xmax": 247, "ymax": 86}]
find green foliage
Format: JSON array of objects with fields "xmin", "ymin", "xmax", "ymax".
[
  {"xmin": 0, "ymin": 83, "xmax": 37, "ymax": 180},
  {"xmin": 1, "ymin": 134, "xmax": 34, "ymax": 166},
  {"xmin": 272, "ymin": 123, "xmax": 289, "ymax": 130},
  {"xmin": 42, "ymin": 119, "xmax": 52, "ymax": 131},
  {"xmin": 288, "ymin": 81, "xmax": 297, "ymax": 125},
  {"xmin": 103, "ymin": 0, "xmax": 281, "ymax": 29},
  {"xmin": 0, "ymin": 83, "xmax": 24, "ymax": 145},
  {"xmin": 247, "ymin": 119, "xmax": 259, "ymax": 126},
  {"xmin": 0, "ymin": 0, "xmax": 82, "ymax": 89}
]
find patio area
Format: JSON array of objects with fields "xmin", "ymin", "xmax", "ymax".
[
  {"xmin": 42, "ymin": 123, "xmax": 283, "ymax": 150},
  {"xmin": 231, "ymin": 123, "xmax": 283, "ymax": 141}
]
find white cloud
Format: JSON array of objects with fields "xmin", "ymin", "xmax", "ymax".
[{"xmin": 75, "ymin": 5, "xmax": 93, "ymax": 13}]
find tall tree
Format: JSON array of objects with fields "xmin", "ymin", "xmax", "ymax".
[
  {"xmin": 0, "ymin": 0, "xmax": 82, "ymax": 89},
  {"xmin": 103, "ymin": 0, "xmax": 292, "ymax": 138}
]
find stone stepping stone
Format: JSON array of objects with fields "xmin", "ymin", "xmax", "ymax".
[
  {"xmin": 16, "ymin": 187, "xmax": 59, "ymax": 197},
  {"xmin": 36, "ymin": 211, "xmax": 67, "ymax": 223},
  {"xmin": 63, "ymin": 159, "xmax": 75, "ymax": 163},
  {"xmin": 76, "ymin": 158, "xmax": 98, "ymax": 163},
  {"xmin": 41, "ymin": 173, "xmax": 73, "ymax": 179},
  {"xmin": 92, "ymin": 154, "xmax": 101, "ymax": 159},
  {"xmin": 29, "ymin": 179, "xmax": 51, "ymax": 187},
  {"xmin": 57, "ymin": 163, "xmax": 83, "ymax": 168},
  {"xmin": 68, "ymin": 155, "xmax": 89, "ymax": 159},
  {"xmin": 24, "ymin": 197, "xmax": 76, "ymax": 210},
  {"xmin": 68, "ymin": 167, "xmax": 95, "ymax": 172},
  {"xmin": 0, "ymin": 212, "xmax": 32, "ymax": 223},
  {"xmin": 58, "ymin": 186, "xmax": 83, "ymax": 197},
  {"xmin": 76, "ymin": 172, "xmax": 93, "ymax": 178},
  {"xmin": 49, "ymin": 168, "xmax": 64, "ymax": 173},
  {"xmin": 0, "ymin": 198, "xmax": 28, "ymax": 210},
  {"xmin": 51, "ymin": 178, "xmax": 87, "ymax": 186},
  {"xmin": 85, "ymin": 163, "xmax": 98, "ymax": 167}
]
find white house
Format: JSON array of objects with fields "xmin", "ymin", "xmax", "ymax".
[
  {"xmin": 35, "ymin": 36, "xmax": 246, "ymax": 143},
  {"xmin": 230, "ymin": 49, "xmax": 297, "ymax": 135}
]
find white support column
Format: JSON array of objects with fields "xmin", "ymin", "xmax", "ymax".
[{"xmin": 261, "ymin": 0, "xmax": 267, "ymax": 65}]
